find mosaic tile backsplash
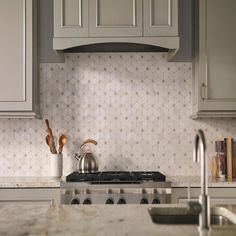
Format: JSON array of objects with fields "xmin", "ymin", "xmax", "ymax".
[{"xmin": 0, "ymin": 53, "xmax": 236, "ymax": 177}]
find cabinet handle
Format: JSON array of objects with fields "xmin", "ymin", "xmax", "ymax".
[{"xmin": 201, "ymin": 83, "xmax": 207, "ymax": 100}]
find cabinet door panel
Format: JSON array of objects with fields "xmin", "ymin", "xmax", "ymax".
[
  {"xmin": 199, "ymin": 0, "xmax": 236, "ymax": 111},
  {"xmin": 0, "ymin": 0, "xmax": 34, "ymax": 111},
  {"xmin": 172, "ymin": 187, "xmax": 236, "ymax": 204},
  {"xmin": 97, "ymin": 0, "xmax": 134, "ymax": 26},
  {"xmin": 144, "ymin": 0, "xmax": 178, "ymax": 36},
  {"xmin": 89, "ymin": 0, "xmax": 142, "ymax": 37},
  {"xmin": 54, "ymin": 0, "xmax": 88, "ymax": 37},
  {"xmin": 152, "ymin": 0, "xmax": 170, "ymax": 26},
  {"xmin": 179, "ymin": 198, "xmax": 236, "ymax": 205},
  {"xmin": 0, "ymin": 189, "xmax": 60, "ymax": 205},
  {"xmin": 192, "ymin": 0, "xmax": 236, "ymax": 117},
  {"xmin": 0, "ymin": 0, "xmax": 24, "ymax": 102},
  {"xmin": 63, "ymin": 0, "xmax": 81, "ymax": 26},
  {"xmin": 0, "ymin": 200, "xmax": 53, "ymax": 206}
]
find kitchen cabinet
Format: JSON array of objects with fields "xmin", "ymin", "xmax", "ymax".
[
  {"xmin": 54, "ymin": 0, "xmax": 89, "ymax": 37},
  {"xmin": 53, "ymin": 0, "xmax": 179, "ymax": 55},
  {"xmin": 172, "ymin": 187, "xmax": 236, "ymax": 205},
  {"xmin": 89, "ymin": 0, "xmax": 142, "ymax": 37},
  {"xmin": 143, "ymin": 0, "xmax": 178, "ymax": 37},
  {"xmin": 0, "ymin": 0, "xmax": 40, "ymax": 118},
  {"xmin": 191, "ymin": 0, "xmax": 236, "ymax": 118},
  {"xmin": 0, "ymin": 188, "xmax": 60, "ymax": 205}
]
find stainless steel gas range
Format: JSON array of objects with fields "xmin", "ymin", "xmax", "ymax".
[{"xmin": 61, "ymin": 171, "xmax": 171, "ymax": 204}]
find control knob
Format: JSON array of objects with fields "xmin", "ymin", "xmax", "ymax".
[
  {"xmin": 152, "ymin": 198, "xmax": 160, "ymax": 204},
  {"xmin": 105, "ymin": 198, "xmax": 114, "ymax": 204},
  {"xmin": 140, "ymin": 198, "xmax": 149, "ymax": 204},
  {"xmin": 71, "ymin": 198, "xmax": 80, "ymax": 204},
  {"xmin": 83, "ymin": 198, "xmax": 92, "ymax": 204},
  {"xmin": 117, "ymin": 198, "xmax": 126, "ymax": 204}
]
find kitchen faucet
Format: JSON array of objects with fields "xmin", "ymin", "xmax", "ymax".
[{"xmin": 193, "ymin": 129, "xmax": 210, "ymax": 230}]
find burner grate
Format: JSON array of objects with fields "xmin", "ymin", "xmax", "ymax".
[
  {"xmin": 66, "ymin": 172, "xmax": 101, "ymax": 182},
  {"xmin": 131, "ymin": 171, "xmax": 166, "ymax": 182},
  {"xmin": 66, "ymin": 171, "xmax": 166, "ymax": 183},
  {"xmin": 99, "ymin": 171, "xmax": 132, "ymax": 181}
]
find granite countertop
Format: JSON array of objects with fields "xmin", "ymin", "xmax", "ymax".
[
  {"xmin": 168, "ymin": 176, "xmax": 236, "ymax": 187},
  {"xmin": 0, "ymin": 204, "xmax": 236, "ymax": 236},
  {"xmin": 0, "ymin": 177, "xmax": 60, "ymax": 188},
  {"xmin": 1, "ymin": 176, "xmax": 236, "ymax": 188}
]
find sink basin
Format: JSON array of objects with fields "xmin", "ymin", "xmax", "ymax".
[{"xmin": 148, "ymin": 206, "xmax": 236, "ymax": 226}]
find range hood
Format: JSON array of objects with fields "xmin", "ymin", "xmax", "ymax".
[
  {"xmin": 54, "ymin": 39, "xmax": 179, "ymax": 60},
  {"xmin": 64, "ymin": 42, "xmax": 169, "ymax": 53},
  {"xmin": 53, "ymin": 0, "xmax": 179, "ymax": 59}
]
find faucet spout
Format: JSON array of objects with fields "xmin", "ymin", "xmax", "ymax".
[
  {"xmin": 193, "ymin": 130, "xmax": 210, "ymax": 231},
  {"xmin": 193, "ymin": 130, "xmax": 207, "ymax": 196}
]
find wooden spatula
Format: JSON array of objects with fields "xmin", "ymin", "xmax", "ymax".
[{"xmin": 45, "ymin": 119, "xmax": 57, "ymax": 154}]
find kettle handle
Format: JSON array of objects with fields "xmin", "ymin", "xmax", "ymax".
[
  {"xmin": 81, "ymin": 139, "xmax": 97, "ymax": 148},
  {"xmin": 74, "ymin": 152, "xmax": 81, "ymax": 160}
]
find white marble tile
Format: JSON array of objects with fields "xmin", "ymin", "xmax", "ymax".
[{"xmin": 0, "ymin": 53, "xmax": 236, "ymax": 176}]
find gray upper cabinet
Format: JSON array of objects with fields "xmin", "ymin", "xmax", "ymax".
[
  {"xmin": 54, "ymin": 0, "xmax": 88, "ymax": 37},
  {"xmin": 53, "ymin": 0, "xmax": 179, "ymax": 53},
  {"xmin": 192, "ymin": 0, "xmax": 236, "ymax": 119},
  {"xmin": 89, "ymin": 0, "xmax": 142, "ymax": 37},
  {"xmin": 143, "ymin": 0, "xmax": 178, "ymax": 36},
  {"xmin": 0, "ymin": 0, "xmax": 40, "ymax": 118}
]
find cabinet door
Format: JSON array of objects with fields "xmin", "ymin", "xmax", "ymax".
[
  {"xmin": 89, "ymin": 0, "xmax": 142, "ymax": 37},
  {"xmin": 172, "ymin": 187, "xmax": 236, "ymax": 205},
  {"xmin": 0, "ymin": 0, "xmax": 38, "ymax": 113},
  {"xmin": 0, "ymin": 189, "xmax": 60, "ymax": 206},
  {"xmin": 143, "ymin": 0, "xmax": 178, "ymax": 36},
  {"xmin": 0, "ymin": 200, "xmax": 54, "ymax": 206},
  {"xmin": 54, "ymin": 0, "xmax": 88, "ymax": 37},
  {"xmin": 194, "ymin": 0, "xmax": 236, "ymax": 113}
]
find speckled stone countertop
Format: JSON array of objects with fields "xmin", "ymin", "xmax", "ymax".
[
  {"xmin": 0, "ymin": 177, "xmax": 60, "ymax": 188},
  {"xmin": 0, "ymin": 204, "xmax": 236, "ymax": 236},
  {"xmin": 1, "ymin": 176, "xmax": 236, "ymax": 188},
  {"xmin": 168, "ymin": 176, "xmax": 236, "ymax": 187}
]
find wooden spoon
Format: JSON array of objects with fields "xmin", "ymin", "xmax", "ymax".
[
  {"xmin": 58, "ymin": 134, "xmax": 67, "ymax": 154},
  {"xmin": 46, "ymin": 134, "xmax": 56, "ymax": 154}
]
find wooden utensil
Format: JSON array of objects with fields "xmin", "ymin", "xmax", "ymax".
[
  {"xmin": 210, "ymin": 155, "xmax": 219, "ymax": 179},
  {"xmin": 58, "ymin": 134, "xmax": 67, "ymax": 154},
  {"xmin": 46, "ymin": 134, "xmax": 50, "ymax": 147},
  {"xmin": 46, "ymin": 134, "xmax": 55, "ymax": 154},
  {"xmin": 45, "ymin": 119, "xmax": 57, "ymax": 154}
]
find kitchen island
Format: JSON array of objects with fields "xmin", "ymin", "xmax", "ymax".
[{"xmin": 0, "ymin": 204, "xmax": 236, "ymax": 236}]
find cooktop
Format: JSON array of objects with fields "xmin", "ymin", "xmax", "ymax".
[{"xmin": 66, "ymin": 171, "xmax": 166, "ymax": 184}]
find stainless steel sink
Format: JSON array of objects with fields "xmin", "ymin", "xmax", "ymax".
[{"xmin": 148, "ymin": 206, "xmax": 236, "ymax": 226}]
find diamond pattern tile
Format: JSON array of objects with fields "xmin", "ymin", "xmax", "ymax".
[{"xmin": 0, "ymin": 53, "xmax": 236, "ymax": 176}]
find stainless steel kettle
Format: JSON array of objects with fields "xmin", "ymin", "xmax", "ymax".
[{"xmin": 74, "ymin": 139, "xmax": 98, "ymax": 173}]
